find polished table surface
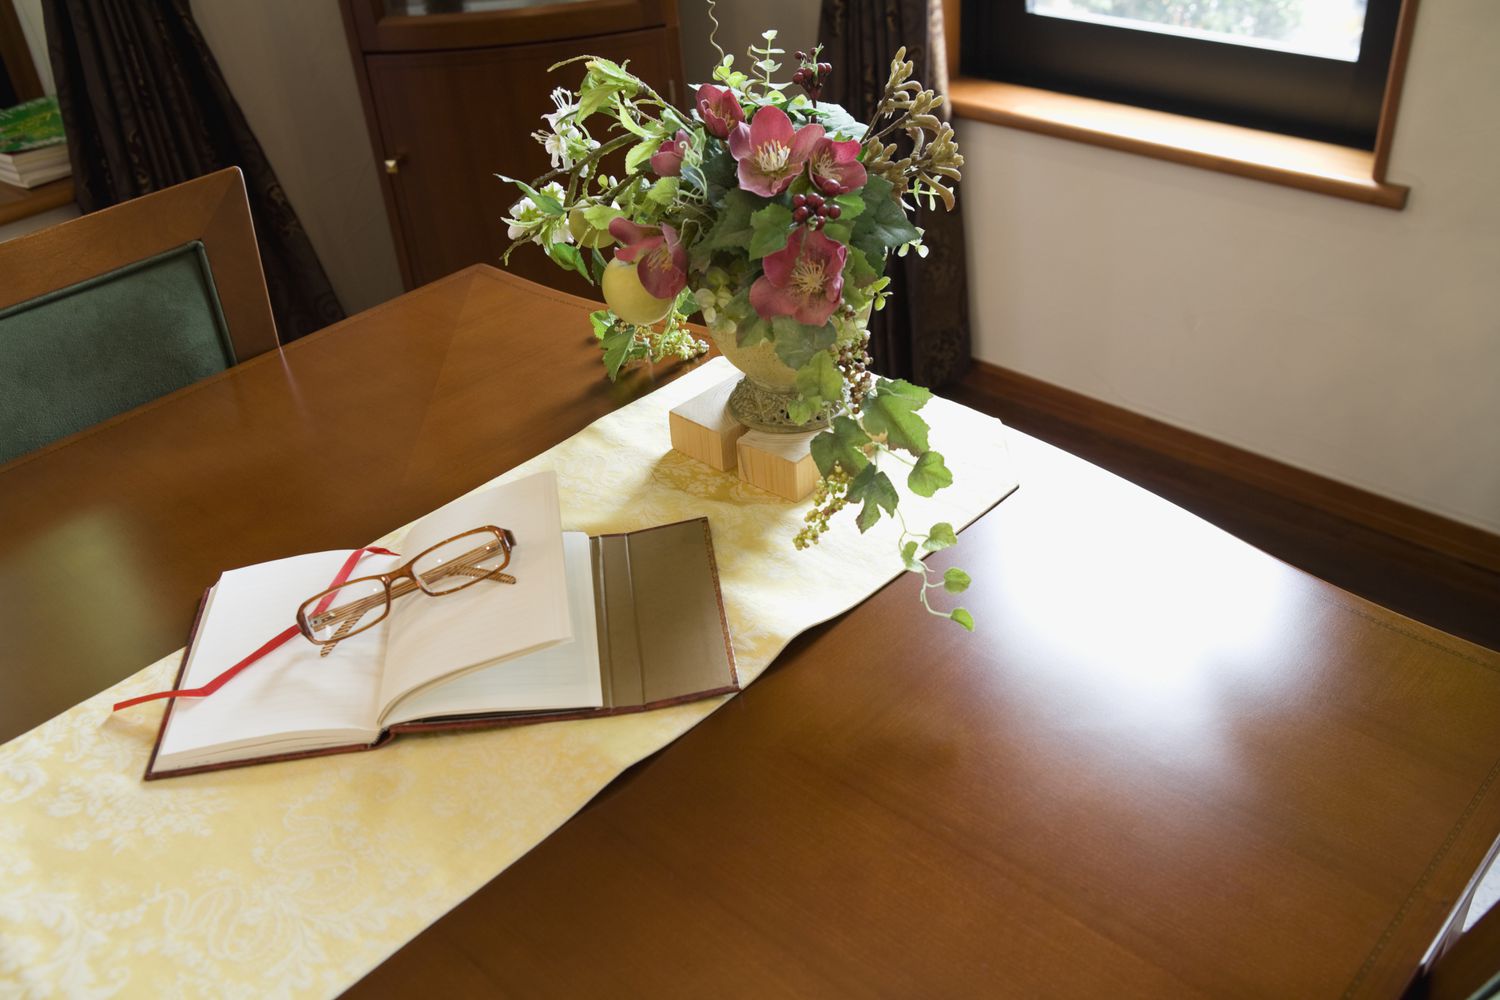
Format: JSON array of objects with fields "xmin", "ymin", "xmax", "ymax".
[{"xmin": 3, "ymin": 266, "xmax": 1498, "ymax": 998}]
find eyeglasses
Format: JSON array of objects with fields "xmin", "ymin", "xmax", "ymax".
[{"xmin": 297, "ymin": 526, "xmax": 516, "ymax": 655}]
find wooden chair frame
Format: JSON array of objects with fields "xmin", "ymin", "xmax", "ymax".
[{"xmin": 0, "ymin": 167, "xmax": 279, "ymax": 362}]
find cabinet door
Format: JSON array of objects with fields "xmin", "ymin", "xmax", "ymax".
[{"xmin": 367, "ymin": 29, "xmax": 680, "ymax": 293}]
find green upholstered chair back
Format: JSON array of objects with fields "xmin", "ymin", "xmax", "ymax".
[
  {"xmin": 0, "ymin": 167, "xmax": 278, "ymax": 466},
  {"xmin": 0, "ymin": 241, "xmax": 236, "ymax": 463}
]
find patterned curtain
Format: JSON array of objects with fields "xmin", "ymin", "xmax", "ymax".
[
  {"xmin": 41, "ymin": 0, "xmax": 344, "ymax": 341},
  {"xmin": 818, "ymin": 0, "xmax": 971, "ymax": 387}
]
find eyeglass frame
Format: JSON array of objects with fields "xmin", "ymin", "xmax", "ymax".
[{"xmin": 296, "ymin": 525, "xmax": 517, "ymax": 651}]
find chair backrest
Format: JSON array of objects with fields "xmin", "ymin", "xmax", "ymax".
[{"xmin": 0, "ymin": 167, "xmax": 277, "ymax": 465}]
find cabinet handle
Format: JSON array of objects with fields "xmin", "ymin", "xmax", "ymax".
[{"xmin": 384, "ymin": 155, "xmax": 405, "ymax": 175}]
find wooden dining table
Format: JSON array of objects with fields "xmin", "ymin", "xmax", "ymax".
[{"xmin": 3, "ymin": 265, "xmax": 1498, "ymax": 998}]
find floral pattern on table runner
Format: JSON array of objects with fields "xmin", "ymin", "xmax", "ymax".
[{"xmin": 0, "ymin": 357, "xmax": 1015, "ymax": 999}]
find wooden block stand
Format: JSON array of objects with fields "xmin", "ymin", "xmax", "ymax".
[{"xmin": 669, "ymin": 376, "xmax": 820, "ymax": 502}]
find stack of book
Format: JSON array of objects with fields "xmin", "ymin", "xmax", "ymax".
[{"xmin": 0, "ymin": 95, "xmax": 70, "ymax": 189}]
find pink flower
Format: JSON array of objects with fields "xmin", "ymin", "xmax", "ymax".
[
  {"xmin": 650, "ymin": 130, "xmax": 690, "ymax": 177},
  {"xmin": 609, "ymin": 218, "xmax": 687, "ymax": 299},
  {"xmin": 749, "ymin": 227, "xmax": 847, "ymax": 326},
  {"xmin": 806, "ymin": 137, "xmax": 867, "ymax": 195},
  {"xmin": 728, "ymin": 106, "xmax": 825, "ymax": 198},
  {"xmin": 695, "ymin": 85, "xmax": 745, "ymax": 140}
]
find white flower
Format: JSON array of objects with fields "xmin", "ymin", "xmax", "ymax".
[{"xmin": 542, "ymin": 87, "xmax": 575, "ymax": 129}]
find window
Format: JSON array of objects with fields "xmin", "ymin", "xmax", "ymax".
[{"xmin": 961, "ymin": 0, "xmax": 1404, "ymax": 149}]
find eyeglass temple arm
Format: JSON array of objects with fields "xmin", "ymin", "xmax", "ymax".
[{"xmin": 307, "ymin": 540, "xmax": 514, "ymax": 632}]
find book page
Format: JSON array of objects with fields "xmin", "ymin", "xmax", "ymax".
[
  {"xmin": 155, "ymin": 549, "xmax": 400, "ymax": 771},
  {"xmin": 383, "ymin": 532, "xmax": 604, "ymax": 726},
  {"xmin": 377, "ymin": 471, "xmax": 572, "ymax": 719}
]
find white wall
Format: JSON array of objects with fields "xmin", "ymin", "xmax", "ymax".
[
  {"xmin": 191, "ymin": 0, "xmax": 403, "ymax": 315},
  {"xmin": 10, "ymin": 0, "xmax": 52, "ymax": 94},
  {"xmin": 960, "ymin": 0, "xmax": 1500, "ymax": 534}
]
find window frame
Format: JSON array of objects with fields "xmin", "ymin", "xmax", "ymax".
[{"xmin": 961, "ymin": 0, "xmax": 1404, "ymax": 150}]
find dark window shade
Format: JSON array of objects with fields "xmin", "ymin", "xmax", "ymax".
[{"xmin": 961, "ymin": 0, "xmax": 1404, "ymax": 149}]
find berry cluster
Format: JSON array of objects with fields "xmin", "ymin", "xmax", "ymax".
[
  {"xmin": 794, "ymin": 465, "xmax": 851, "ymax": 550},
  {"xmin": 792, "ymin": 51, "xmax": 831, "ymax": 102},
  {"xmin": 835, "ymin": 329, "xmax": 874, "ymax": 413},
  {"xmin": 791, "ymin": 192, "xmax": 840, "ymax": 229}
]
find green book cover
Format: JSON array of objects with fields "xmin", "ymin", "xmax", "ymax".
[{"xmin": 0, "ymin": 96, "xmax": 66, "ymax": 155}]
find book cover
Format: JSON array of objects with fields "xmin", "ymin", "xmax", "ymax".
[{"xmin": 0, "ymin": 96, "xmax": 66, "ymax": 154}]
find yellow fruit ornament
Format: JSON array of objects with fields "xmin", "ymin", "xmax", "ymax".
[
  {"xmin": 567, "ymin": 207, "xmax": 618, "ymax": 249},
  {"xmin": 601, "ymin": 257, "xmax": 674, "ymax": 325}
]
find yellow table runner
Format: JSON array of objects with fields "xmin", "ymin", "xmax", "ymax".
[{"xmin": 0, "ymin": 358, "xmax": 1016, "ymax": 998}]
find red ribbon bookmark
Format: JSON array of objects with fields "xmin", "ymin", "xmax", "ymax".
[{"xmin": 112, "ymin": 545, "xmax": 400, "ymax": 712}]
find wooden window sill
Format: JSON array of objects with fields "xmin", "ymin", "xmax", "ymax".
[
  {"xmin": 0, "ymin": 177, "xmax": 76, "ymax": 227},
  {"xmin": 947, "ymin": 77, "xmax": 1409, "ymax": 210}
]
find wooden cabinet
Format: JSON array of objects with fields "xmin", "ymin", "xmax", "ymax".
[{"xmin": 340, "ymin": 0, "xmax": 685, "ymax": 293}]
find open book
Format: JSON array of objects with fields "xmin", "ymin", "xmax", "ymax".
[{"xmin": 146, "ymin": 472, "xmax": 738, "ymax": 779}]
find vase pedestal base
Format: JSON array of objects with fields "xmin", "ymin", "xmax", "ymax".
[
  {"xmin": 668, "ymin": 376, "xmax": 746, "ymax": 472},
  {"xmin": 669, "ymin": 375, "xmax": 819, "ymax": 501},
  {"xmin": 735, "ymin": 430, "xmax": 819, "ymax": 502}
]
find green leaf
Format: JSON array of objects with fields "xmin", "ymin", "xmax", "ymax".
[
  {"xmin": 646, "ymin": 176, "xmax": 680, "ymax": 205},
  {"xmin": 901, "ymin": 540, "xmax": 923, "ymax": 573},
  {"xmin": 833, "ymin": 193, "xmax": 865, "ymax": 220},
  {"xmin": 848, "ymin": 464, "xmax": 898, "ymax": 533},
  {"xmin": 805, "ymin": 100, "xmax": 868, "ymax": 140},
  {"xmin": 787, "ymin": 397, "xmax": 818, "ymax": 425},
  {"xmin": 749, "ymin": 203, "xmax": 794, "ymax": 260},
  {"xmin": 589, "ymin": 309, "xmax": 611, "ymax": 340},
  {"xmin": 735, "ymin": 313, "xmax": 773, "ymax": 348},
  {"xmin": 547, "ymin": 242, "xmax": 591, "ymax": 281},
  {"xmin": 942, "ymin": 568, "xmax": 971, "ymax": 594},
  {"xmin": 625, "ymin": 138, "xmax": 661, "ymax": 175},
  {"xmin": 861, "ymin": 378, "xmax": 932, "ymax": 454},
  {"xmin": 582, "ymin": 204, "xmax": 621, "ymax": 230},
  {"xmin": 844, "ymin": 246, "xmax": 878, "ymax": 287},
  {"xmin": 907, "ymin": 450, "xmax": 953, "ymax": 497},
  {"xmin": 577, "ymin": 82, "xmax": 621, "ymax": 121},
  {"xmin": 589, "ymin": 247, "xmax": 608, "ymax": 284},
  {"xmin": 923, "ymin": 522, "xmax": 958, "ymax": 552},
  {"xmin": 699, "ymin": 188, "xmax": 758, "ymax": 253},
  {"xmin": 771, "ymin": 317, "xmax": 834, "ymax": 370},
  {"xmin": 600, "ymin": 326, "xmax": 637, "ymax": 380},
  {"xmin": 850, "ymin": 174, "xmax": 920, "ymax": 262},
  {"xmin": 821, "ymin": 222, "xmax": 853, "ymax": 246},
  {"xmin": 795, "ymin": 351, "xmax": 842, "ymax": 406},
  {"xmin": 949, "ymin": 607, "xmax": 975, "ymax": 632},
  {"xmin": 809, "ymin": 415, "xmax": 871, "ymax": 477},
  {"xmin": 514, "ymin": 180, "xmax": 563, "ymax": 216}
]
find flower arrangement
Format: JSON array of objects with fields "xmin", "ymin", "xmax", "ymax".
[{"xmin": 502, "ymin": 20, "xmax": 974, "ymax": 629}]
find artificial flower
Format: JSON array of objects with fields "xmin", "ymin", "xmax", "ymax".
[
  {"xmin": 504, "ymin": 182, "xmax": 572, "ymax": 244},
  {"xmin": 650, "ymin": 130, "xmax": 691, "ymax": 177},
  {"xmin": 806, "ymin": 137, "xmax": 867, "ymax": 195},
  {"xmin": 728, "ymin": 106, "xmax": 825, "ymax": 198},
  {"xmin": 531, "ymin": 86, "xmax": 596, "ymax": 170},
  {"xmin": 749, "ymin": 227, "xmax": 847, "ymax": 326},
  {"xmin": 609, "ymin": 218, "xmax": 687, "ymax": 299},
  {"xmin": 695, "ymin": 84, "xmax": 746, "ymax": 139}
]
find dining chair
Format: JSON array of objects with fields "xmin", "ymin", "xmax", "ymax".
[{"xmin": 0, "ymin": 167, "xmax": 278, "ymax": 465}]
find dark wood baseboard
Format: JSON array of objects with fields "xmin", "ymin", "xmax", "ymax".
[{"xmin": 962, "ymin": 360, "xmax": 1500, "ymax": 575}]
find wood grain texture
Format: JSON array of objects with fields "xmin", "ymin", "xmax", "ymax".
[
  {"xmin": 735, "ymin": 429, "xmax": 818, "ymax": 501},
  {"xmin": 948, "ymin": 77, "xmax": 1409, "ymax": 209},
  {"xmin": 0, "ymin": 0, "xmax": 42, "ymax": 102},
  {"xmin": 0, "ymin": 176, "xmax": 74, "ymax": 226},
  {"xmin": 2, "ymin": 268, "xmax": 1498, "ymax": 997},
  {"xmin": 1373, "ymin": 0, "xmax": 1423, "ymax": 182},
  {"xmin": 0, "ymin": 167, "xmax": 277, "ymax": 363},
  {"xmin": 339, "ymin": 0, "xmax": 685, "ymax": 292},
  {"xmin": 944, "ymin": 0, "xmax": 1420, "ymax": 207},
  {"xmin": 346, "ymin": 0, "xmax": 673, "ymax": 52},
  {"xmin": 961, "ymin": 360, "xmax": 1500, "ymax": 578}
]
